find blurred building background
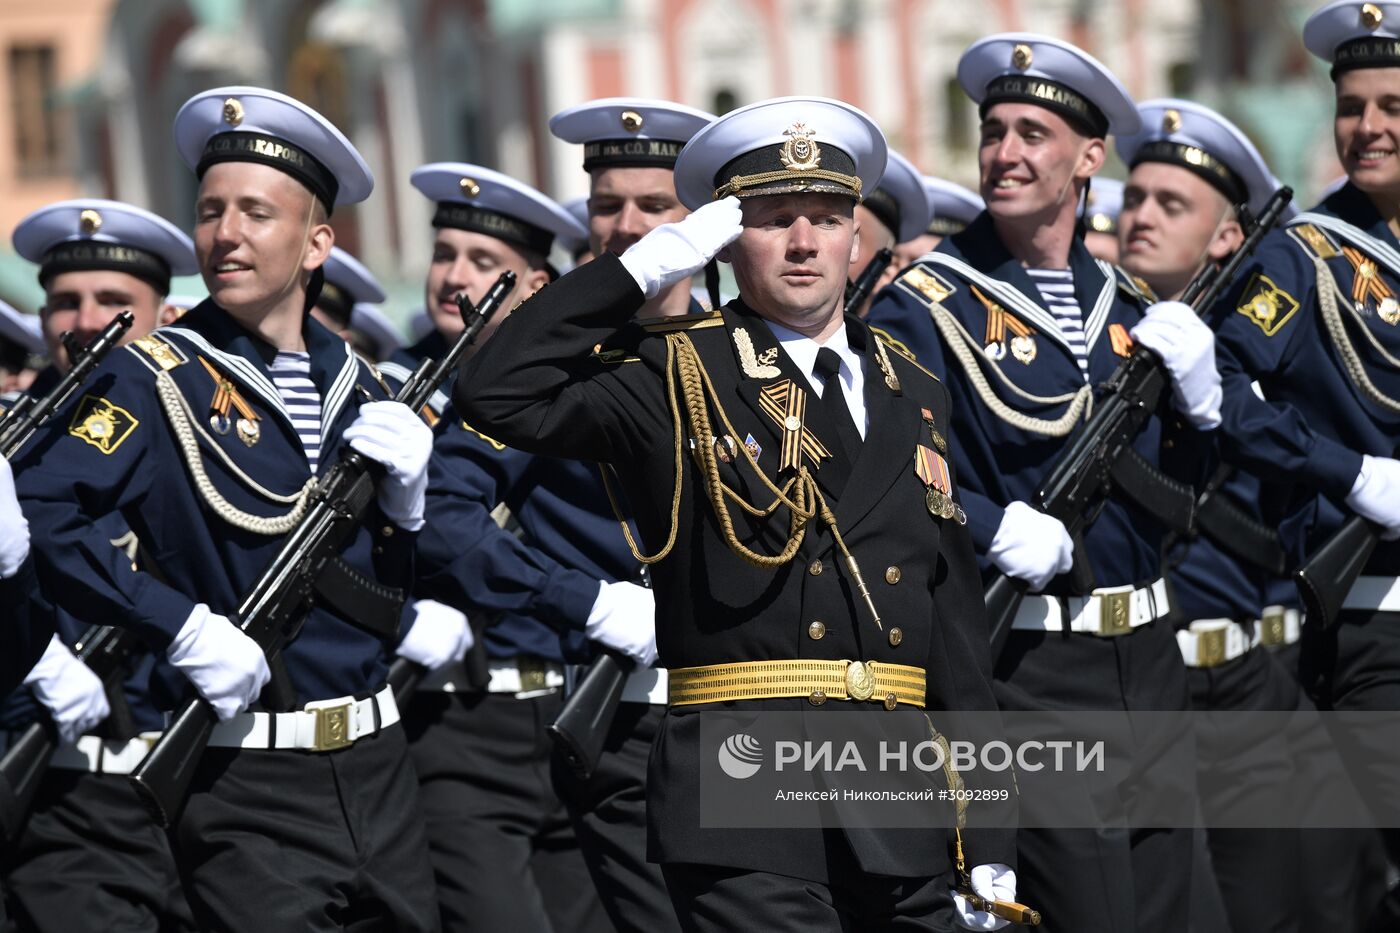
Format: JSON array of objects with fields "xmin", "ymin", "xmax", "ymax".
[{"xmin": 0, "ymin": 0, "xmax": 1343, "ymax": 326}]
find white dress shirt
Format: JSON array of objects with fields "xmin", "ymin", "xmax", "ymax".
[{"xmin": 763, "ymin": 319, "xmax": 868, "ymax": 439}]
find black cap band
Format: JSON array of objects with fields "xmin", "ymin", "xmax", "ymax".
[
  {"xmin": 981, "ymin": 75, "xmax": 1109, "ymax": 137},
  {"xmin": 927, "ymin": 216, "xmax": 970, "ymax": 236},
  {"xmin": 197, "ymin": 131, "xmax": 339, "ymax": 214},
  {"xmin": 863, "ymin": 187, "xmax": 901, "ymax": 238},
  {"xmin": 714, "ymin": 141, "xmax": 862, "ymax": 200},
  {"xmin": 1131, "ymin": 139, "xmax": 1248, "ymax": 206},
  {"xmin": 315, "ymin": 280, "xmax": 354, "ymax": 328},
  {"xmin": 583, "ymin": 138, "xmax": 685, "ymax": 171},
  {"xmin": 1332, "ymin": 37, "xmax": 1400, "ymax": 78},
  {"xmin": 39, "ymin": 242, "xmax": 172, "ymax": 295},
  {"xmin": 432, "ymin": 203, "xmax": 555, "ymax": 255}
]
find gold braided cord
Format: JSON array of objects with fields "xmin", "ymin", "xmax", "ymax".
[
  {"xmin": 1314, "ymin": 256, "xmax": 1400, "ymax": 413},
  {"xmin": 600, "ymin": 331, "xmax": 887, "ymax": 633},
  {"xmin": 715, "ymin": 169, "xmax": 862, "ymax": 200}
]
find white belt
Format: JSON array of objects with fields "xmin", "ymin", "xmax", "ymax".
[
  {"xmin": 487, "ymin": 658, "xmax": 566, "ymax": 698},
  {"xmin": 45, "ymin": 733, "xmax": 162, "ymax": 775},
  {"xmin": 620, "ymin": 667, "xmax": 669, "ymax": 704},
  {"xmin": 1342, "ymin": 576, "xmax": 1400, "ymax": 613},
  {"xmin": 204, "ymin": 686, "xmax": 398, "ymax": 752},
  {"xmin": 1176, "ymin": 619, "xmax": 1257, "ymax": 668},
  {"xmin": 1011, "ymin": 578, "xmax": 1171, "ymax": 636},
  {"xmin": 1255, "ymin": 605, "xmax": 1301, "ymax": 648}
]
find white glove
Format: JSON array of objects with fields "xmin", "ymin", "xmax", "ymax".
[
  {"xmin": 619, "ymin": 196, "xmax": 743, "ymax": 298},
  {"xmin": 1129, "ymin": 300, "xmax": 1222, "ymax": 430},
  {"xmin": 24, "ymin": 635, "xmax": 110, "ymax": 745},
  {"xmin": 343, "ymin": 400, "xmax": 434, "ymax": 532},
  {"xmin": 988, "ymin": 501, "xmax": 1074, "ymax": 592},
  {"xmin": 585, "ymin": 580, "xmax": 658, "ymax": 667},
  {"xmin": 166, "ymin": 604, "xmax": 270, "ymax": 722},
  {"xmin": 1348, "ymin": 455, "xmax": 1400, "ymax": 541},
  {"xmin": 397, "ymin": 599, "xmax": 474, "ymax": 671},
  {"xmin": 0, "ymin": 457, "xmax": 29, "ymax": 578},
  {"xmin": 952, "ymin": 864, "xmax": 1017, "ymax": 931}
]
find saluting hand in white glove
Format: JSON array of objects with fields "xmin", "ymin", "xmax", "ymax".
[{"xmin": 620, "ymin": 197, "xmax": 743, "ymax": 298}]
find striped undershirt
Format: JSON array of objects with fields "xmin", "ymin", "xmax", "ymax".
[
  {"xmin": 269, "ymin": 351, "xmax": 322, "ymax": 472},
  {"xmin": 1025, "ymin": 267, "xmax": 1089, "ymax": 379}
]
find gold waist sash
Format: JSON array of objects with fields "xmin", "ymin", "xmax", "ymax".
[{"xmin": 667, "ymin": 659, "xmax": 926, "ymax": 709}]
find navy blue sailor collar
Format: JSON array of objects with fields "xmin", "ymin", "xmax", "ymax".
[
  {"xmin": 941, "ymin": 209, "xmax": 1111, "ymax": 311},
  {"xmin": 160, "ymin": 297, "xmax": 362, "ymax": 443},
  {"xmin": 1315, "ymin": 180, "xmax": 1400, "ymax": 253}
]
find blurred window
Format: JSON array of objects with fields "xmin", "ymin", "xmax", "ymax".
[{"xmin": 9, "ymin": 45, "xmax": 62, "ymax": 176}]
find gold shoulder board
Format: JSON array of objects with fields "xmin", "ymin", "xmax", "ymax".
[
  {"xmin": 894, "ymin": 265, "xmax": 957, "ymax": 306},
  {"xmin": 128, "ymin": 335, "xmax": 187, "ymax": 372},
  {"xmin": 871, "ymin": 327, "xmax": 939, "ymax": 382},
  {"xmin": 1288, "ymin": 224, "xmax": 1339, "ymax": 260}
]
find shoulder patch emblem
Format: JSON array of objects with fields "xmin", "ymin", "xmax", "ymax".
[
  {"xmin": 129, "ymin": 335, "xmax": 186, "ymax": 372},
  {"xmin": 68, "ymin": 394, "xmax": 138, "ymax": 454},
  {"xmin": 895, "ymin": 265, "xmax": 957, "ymax": 305},
  {"xmin": 460, "ymin": 420, "xmax": 506, "ymax": 451},
  {"xmin": 1235, "ymin": 273, "xmax": 1300, "ymax": 337}
]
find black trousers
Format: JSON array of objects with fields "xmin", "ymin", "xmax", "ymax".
[
  {"xmin": 1272, "ymin": 639, "xmax": 1389, "ymax": 933},
  {"xmin": 994, "ymin": 620, "xmax": 1193, "ymax": 933},
  {"xmin": 552, "ymin": 700, "xmax": 681, "ymax": 933},
  {"xmin": 1188, "ymin": 645, "xmax": 1305, "ymax": 933},
  {"xmin": 404, "ymin": 690, "xmax": 608, "ymax": 933},
  {"xmin": 661, "ymin": 833, "xmax": 957, "ymax": 933},
  {"xmin": 173, "ymin": 723, "xmax": 438, "ymax": 933},
  {"xmin": 2, "ymin": 769, "xmax": 195, "ymax": 932}
]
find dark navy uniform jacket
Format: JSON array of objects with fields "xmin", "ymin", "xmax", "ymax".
[
  {"xmin": 866, "ymin": 212, "xmax": 1211, "ymax": 593},
  {"xmin": 413, "ymin": 410, "xmax": 640, "ymax": 663},
  {"xmin": 454, "ymin": 253, "xmax": 1013, "ymax": 883},
  {"xmin": 0, "ymin": 558, "xmax": 47, "ymax": 699},
  {"xmin": 13, "ymin": 301, "xmax": 415, "ymax": 706},
  {"xmin": 1209, "ymin": 182, "xmax": 1400, "ymax": 576}
]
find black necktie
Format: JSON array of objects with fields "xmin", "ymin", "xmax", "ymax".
[{"xmin": 814, "ymin": 347, "xmax": 861, "ymax": 460}]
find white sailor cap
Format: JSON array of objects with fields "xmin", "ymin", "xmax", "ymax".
[
  {"xmin": 0, "ymin": 300, "xmax": 43, "ymax": 356},
  {"xmin": 174, "ymin": 86, "xmax": 373, "ymax": 211},
  {"xmin": 922, "ymin": 178, "xmax": 985, "ymax": 236},
  {"xmin": 348, "ymin": 303, "xmax": 403, "ymax": 360},
  {"xmin": 13, "ymin": 199, "xmax": 197, "ymax": 295},
  {"xmin": 958, "ymin": 33, "xmax": 1140, "ymax": 137},
  {"xmin": 550, "ymin": 98, "xmax": 716, "ymax": 172},
  {"xmin": 318, "ymin": 246, "xmax": 387, "ymax": 327},
  {"xmin": 673, "ymin": 96, "xmax": 887, "ymax": 210},
  {"xmin": 412, "ymin": 163, "xmax": 586, "ymax": 256},
  {"xmin": 862, "ymin": 150, "xmax": 934, "ymax": 243},
  {"xmin": 1305, "ymin": 2, "xmax": 1400, "ymax": 76},
  {"xmin": 1117, "ymin": 99, "xmax": 1277, "ymax": 217},
  {"xmin": 1084, "ymin": 178, "xmax": 1123, "ymax": 235}
]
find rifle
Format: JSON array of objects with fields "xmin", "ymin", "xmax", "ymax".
[
  {"xmin": 844, "ymin": 247, "xmax": 894, "ymax": 313},
  {"xmin": 549, "ymin": 563, "xmax": 650, "ymax": 779},
  {"xmin": 984, "ymin": 187, "xmax": 1294, "ymax": 658},
  {"xmin": 130, "ymin": 271, "xmax": 515, "ymax": 827},
  {"xmin": 1295, "ymin": 514, "xmax": 1384, "ymax": 631},
  {"xmin": 0, "ymin": 311, "xmax": 135, "ymax": 458},
  {"xmin": 0, "ymin": 625, "xmax": 140, "ymax": 844}
]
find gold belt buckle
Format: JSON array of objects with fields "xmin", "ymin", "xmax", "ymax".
[
  {"xmin": 312, "ymin": 701, "xmax": 354, "ymax": 752},
  {"xmin": 1097, "ymin": 590, "xmax": 1134, "ymax": 636},
  {"xmin": 1196, "ymin": 627, "xmax": 1228, "ymax": 667},
  {"xmin": 1259, "ymin": 609, "xmax": 1287, "ymax": 648},
  {"xmin": 845, "ymin": 660, "xmax": 875, "ymax": 701},
  {"xmin": 518, "ymin": 656, "xmax": 548, "ymax": 694}
]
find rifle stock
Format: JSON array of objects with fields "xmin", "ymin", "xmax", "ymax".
[
  {"xmin": 981, "ymin": 187, "xmax": 1294, "ymax": 655},
  {"xmin": 844, "ymin": 247, "xmax": 894, "ymax": 313},
  {"xmin": 1296, "ymin": 515, "xmax": 1381, "ymax": 631},
  {"xmin": 548, "ymin": 651, "xmax": 632, "ymax": 779},
  {"xmin": 130, "ymin": 272, "xmax": 515, "ymax": 827}
]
